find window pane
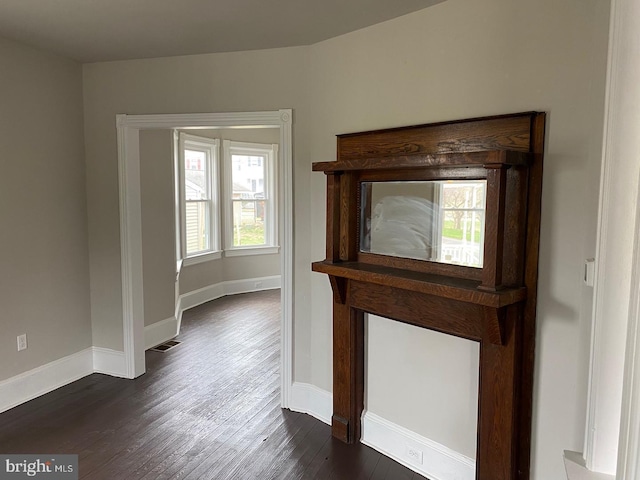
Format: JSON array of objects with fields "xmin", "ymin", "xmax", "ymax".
[
  {"xmin": 231, "ymin": 154, "xmax": 266, "ymax": 198},
  {"xmin": 440, "ymin": 182, "xmax": 486, "ymax": 267},
  {"xmin": 185, "ymin": 149, "xmax": 207, "ymax": 200},
  {"xmin": 232, "ymin": 200, "xmax": 266, "ymax": 247},
  {"xmin": 185, "ymin": 202, "xmax": 210, "ymax": 254}
]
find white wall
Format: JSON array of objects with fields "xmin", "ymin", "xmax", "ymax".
[
  {"xmin": 0, "ymin": 36, "xmax": 91, "ymax": 380},
  {"xmin": 82, "ymin": 1, "xmax": 610, "ymax": 478},
  {"xmin": 139, "ymin": 130, "xmax": 176, "ymax": 327}
]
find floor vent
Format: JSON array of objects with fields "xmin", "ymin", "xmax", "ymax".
[{"xmin": 150, "ymin": 340, "xmax": 181, "ymax": 352}]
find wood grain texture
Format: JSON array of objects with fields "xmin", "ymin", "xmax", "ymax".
[
  {"xmin": 339, "ymin": 173, "xmax": 359, "ymax": 261},
  {"xmin": 326, "ymin": 172, "xmax": 342, "ymax": 261},
  {"xmin": 477, "ymin": 305, "xmax": 520, "ymax": 480},
  {"xmin": 332, "ymin": 299, "xmax": 365, "ymax": 444},
  {"xmin": 312, "ymin": 150, "xmax": 532, "ymax": 172},
  {"xmin": 356, "ymin": 251, "xmax": 483, "ymax": 281},
  {"xmin": 312, "ymin": 261, "xmax": 526, "ymax": 308},
  {"xmin": 337, "ymin": 113, "xmax": 535, "ymax": 160},
  {"xmin": 479, "ymin": 166, "xmax": 508, "ymax": 291},
  {"xmin": 349, "ymin": 280, "xmax": 484, "ymax": 342},
  {"xmin": 358, "ymin": 166, "xmax": 488, "ymax": 182},
  {"xmin": 515, "ymin": 112, "xmax": 546, "ymax": 480},
  {"xmin": 0, "ymin": 290, "xmax": 423, "ymax": 480}
]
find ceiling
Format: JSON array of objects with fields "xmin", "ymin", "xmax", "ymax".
[{"xmin": 0, "ymin": 0, "xmax": 444, "ymax": 63}]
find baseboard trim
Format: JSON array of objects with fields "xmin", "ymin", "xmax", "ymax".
[
  {"xmin": 287, "ymin": 383, "xmax": 474, "ymax": 480},
  {"xmin": 92, "ymin": 347, "xmax": 127, "ymax": 377},
  {"xmin": 288, "ymin": 382, "xmax": 332, "ymax": 424},
  {"xmin": 177, "ymin": 275, "xmax": 281, "ymax": 319},
  {"xmin": 144, "ymin": 316, "xmax": 179, "ymax": 350},
  {"xmin": 0, "ymin": 348, "xmax": 93, "ymax": 414},
  {"xmin": 223, "ymin": 275, "xmax": 282, "ymax": 296},
  {"xmin": 362, "ymin": 411, "xmax": 475, "ymax": 480}
]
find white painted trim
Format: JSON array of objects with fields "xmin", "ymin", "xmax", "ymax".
[
  {"xmin": 178, "ymin": 275, "xmax": 282, "ymax": 313},
  {"xmin": 288, "ymin": 382, "xmax": 333, "ymax": 424},
  {"xmin": 92, "ymin": 347, "xmax": 128, "ymax": 377},
  {"xmin": 0, "ymin": 348, "xmax": 93, "ymax": 414},
  {"xmin": 223, "ymin": 275, "xmax": 282, "ymax": 295},
  {"xmin": 182, "ymin": 250, "xmax": 222, "ymax": 266},
  {"xmin": 116, "ymin": 109, "xmax": 294, "ymax": 410},
  {"xmin": 116, "ymin": 119, "xmax": 146, "ymax": 379},
  {"xmin": 223, "ymin": 246, "xmax": 280, "ymax": 257},
  {"xmin": 617, "ymin": 172, "xmax": 640, "ymax": 479},
  {"xmin": 287, "ymin": 382, "xmax": 474, "ymax": 480},
  {"xmin": 144, "ymin": 316, "xmax": 180, "ymax": 350},
  {"xmin": 584, "ymin": 0, "xmax": 640, "ymax": 474},
  {"xmin": 362, "ymin": 411, "xmax": 475, "ymax": 480},
  {"xmin": 278, "ymin": 109, "xmax": 293, "ymax": 408},
  {"xmin": 179, "ymin": 283, "xmax": 226, "ymax": 312},
  {"xmin": 564, "ymin": 451, "xmax": 615, "ymax": 480},
  {"xmin": 178, "ymin": 133, "xmax": 221, "ymax": 260},
  {"xmin": 116, "ymin": 111, "xmax": 285, "ymax": 129},
  {"xmin": 0, "ymin": 347, "xmax": 133, "ymax": 413}
]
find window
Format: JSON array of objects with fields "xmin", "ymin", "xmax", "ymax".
[
  {"xmin": 223, "ymin": 140, "xmax": 278, "ymax": 256},
  {"xmin": 438, "ymin": 180, "xmax": 486, "ymax": 267},
  {"xmin": 178, "ymin": 133, "xmax": 220, "ymax": 264}
]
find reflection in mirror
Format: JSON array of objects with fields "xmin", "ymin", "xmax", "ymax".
[{"xmin": 360, "ymin": 180, "xmax": 486, "ymax": 268}]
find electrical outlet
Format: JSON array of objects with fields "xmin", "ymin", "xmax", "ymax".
[
  {"xmin": 17, "ymin": 334, "xmax": 27, "ymax": 352},
  {"xmin": 406, "ymin": 445, "xmax": 424, "ymax": 465}
]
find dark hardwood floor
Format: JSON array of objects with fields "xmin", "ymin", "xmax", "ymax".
[{"xmin": 0, "ymin": 290, "xmax": 425, "ymax": 479}]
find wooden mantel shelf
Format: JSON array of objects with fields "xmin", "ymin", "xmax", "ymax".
[
  {"xmin": 312, "ymin": 149, "xmax": 532, "ymax": 172},
  {"xmin": 311, "ymin": 260, "xmax": 526, "ymax": 308}
]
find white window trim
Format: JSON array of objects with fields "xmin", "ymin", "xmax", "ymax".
[
  {"xmin": 177, "ymin": 133, "xmax": 221, "ymax": 264},
  {"xmin": 222, "ymin": 140, "xmax": 279, "ymax": 256}
]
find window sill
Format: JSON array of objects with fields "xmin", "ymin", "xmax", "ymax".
[
  {"xmin": 224, "ymin": 246, "xmax": 280, "ymax": 257},
  {"xmin": 183, "ymin": 251, "xmax": 223, "ymax": 266},
  {"xmin": 563, "ymin": 451, "xmax": 615, "ymax": 480}
]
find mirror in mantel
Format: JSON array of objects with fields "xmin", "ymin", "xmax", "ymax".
[{"xmin": 360, "ymin": 180, "xmax": 487, "ymax": 268}]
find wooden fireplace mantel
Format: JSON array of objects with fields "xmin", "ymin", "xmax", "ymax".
[{"xmin": 311, "ymin": 112, "xmax": 545, "ymax": 480}]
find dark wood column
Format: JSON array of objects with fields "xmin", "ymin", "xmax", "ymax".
[
  {"xmin": 331, "ymin": 295, "xmax": 365, "ymax": 443},
  {"xmin": 477, "ymin": 305, "xmax": 520, "ymax": 480}
]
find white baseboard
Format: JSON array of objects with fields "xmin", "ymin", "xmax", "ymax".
[
  {"xmin": 288, "ymin": 382, "xmax": 332, "ymax": 424},
  {"xmin": 563, "ymin": 451, "xmax": 615, "ymax": 480},
  {"xmin": 0, "ymin": 348, "xmax": 93, "ymax": 414},
  {"xmin": 223, "ymin": 275, "xmax": 282, "ymax": 295},
  {"xmin": 144, "ymin": 316, "xmax": 179, "ymax": 350},
  {"xmin": 0, "ymin": 347, "xmax": 130, "ymax": 414},
  {"xmin": 177, "ymin": 275, "xmax": 281, "ymax": 321},
  {"xmin": 362, "ymin": 411, "xmax": 475, "ymax": 480},
  {"xmin": 287, "ymin": 382, "xmax": 475, "ymax": 480},
  {"xmin": 178, "ymin": 283, "xmax": 226, "ymax": 313},
  {"xmin": 92, "ymin": 347, "xmax": 127, "ymax": 378}
]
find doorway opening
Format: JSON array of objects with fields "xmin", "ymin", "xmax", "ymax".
[{"xmin": 116, "ymin": 110, "xmax": 293, "ymax": 408}]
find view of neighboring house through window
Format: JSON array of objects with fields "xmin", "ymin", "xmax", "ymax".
[
  {"xmin": 178, "ymin": 133, "xmax": 220, "ymax": 263},
  {"xmin": 223, "ymin": 140, "xmax": 278, "ymax": 255}
]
